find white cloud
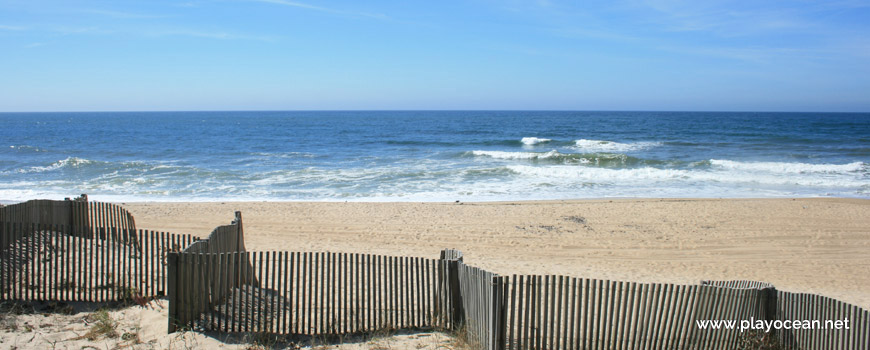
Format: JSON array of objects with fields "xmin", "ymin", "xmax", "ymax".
[
  {"xmin": 0, "ymin": 24, "xmax": 27, "ymax": 31},
  {"xmin": 52, "ymin": 26, "xmax": 108, "ymax": 35},
  {"xmin": 80, "ymin": 9, "xmax": 168, "ymax": 19},
  {"xmin": 248, "ymin": 0, "xmax": 389, "ymax": 20},
  {"xmin": 149, "ymin": 29, "xmax": 276, "ymax": 41},
  {"xmin": 173, "ymin": 2, "xmax": 201, "ymax": 8},
  {"xmin": 251, "ymin": 0, "xmax": 328, "ymax": 12},
  {"xmin": 635, "ymin": 0, "xmax": 833, "ymax": 37}
]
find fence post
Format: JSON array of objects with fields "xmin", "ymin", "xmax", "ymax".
[
  {"xmin": 497, "ymin": 276, "xmax": 509, "ymax": 350},
  {"xmin": 234, "ymin": 211, "xmax": 244, "ymax": 252},
  {"xmin": 449, "ymin": 260, "xmax": 465, "ymax": 330},
  {"xmin": 761, "ymin": 286, "xmax": 778, "ymax": 340},
  {"xmin": 167, "ymin": 252, "xmax": 179, "ymax": 333},
  {"xmin": 491, "ymin": 276, "xmax": 508, "ymax": 350},
  {"xmin": 440, "ymin": 249, "xmax": 465, "ymax": 330},
  {"xmin": 66, "ymin": 198, "xmax": 75, "ymax": 236}
]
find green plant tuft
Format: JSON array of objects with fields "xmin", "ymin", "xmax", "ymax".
[{"xmin": 84, "ymin": 309, "xmax": 119, "ymax": 340}]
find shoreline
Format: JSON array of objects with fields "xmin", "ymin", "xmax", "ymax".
[
  {"xmin": 5, "ymin": 195, "xmax": 870, "ymax": 206},
  {"xmin": 121, "ymin": 197, "xmax": 870, "ymax": 309}
]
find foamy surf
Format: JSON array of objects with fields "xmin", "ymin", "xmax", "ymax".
[
  {"xmin": 521, "ymin": 137, "xmax": 552, "ymax": 145},
  {"xmin": 14, "ymin": 157, "xmax": 94, "ymax": 174},
  {"xmin": 506, "ymin": 163, "xmax": 868, "ymax": 188},
  {"xmin": 2, "ymin": 111, "xmax": 868, "ymax": 201},
  {"xmin": 710, "ymin": 160, "xmax": 865, "ymax": 174},
  {"xmin": 470, "ymin": 150, "xmax": 564, "ymax": 160},
  {"xmin": 574, "ymin": 139, "xmax": 661, "ymax": 152}
]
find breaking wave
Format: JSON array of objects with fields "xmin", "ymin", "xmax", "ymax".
[
  {"xmin": 710, "ymin": 160, "xmax": 865, "ymax": 174},
  {"xmin": 469, "ymin": 150, "xmax": 568, "ymax": 160},
  {"xmin": 16, "ymin": 157, "xmax": 95, "ymax": 173},
  {"xmin": 574, "ymin": 139, "xmax": 662, "ymax": 152},
  {"xmin": 506, "ymin": 162, "xmax": 868, "ymax": 188},
  {"xmin": 520, "ymin": 137, "xmax": 552, "ymax": 145}
]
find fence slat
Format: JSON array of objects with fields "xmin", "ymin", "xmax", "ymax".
[{"xmin": 6, "ymin": 211, "xmax": 870, "ymax": 350}]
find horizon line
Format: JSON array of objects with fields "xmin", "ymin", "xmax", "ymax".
[{"xmin": 2, "ymin": 109, "xmax": 869, "ymax": 114}]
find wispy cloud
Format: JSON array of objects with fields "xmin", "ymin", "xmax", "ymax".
[
  {"xmin": 549, "ymin": 26, "xmax": 642, "ymax": 42},
  {"xmin": 656, "ymin": 45, "xmax": 801, "ymax": 64},
  {"xmin": 173, "ymin": 1, "xmax": 202, "ymax": 8},
  {"xmin": 4, "ymin": 22, "xmax": 269, "ymax": 42},
  {"xmin": 252, "ymin": 0, "xmax": 327, "ymax": 12},
  {"xmin": 248, "ymin": 0, "xmax": 389, "ymax": 20},
  {"xmin": 52, "ymin": 26, "xmax": 108, "ymax": 35},
  {"xmin": 25, "ymin": 42, "xmax": 45, "ymax": 48},
  {"xmin": 80, "ymin": 9, "xmax": 168, "ymax": 19},
  {"xmin": 493, "ymin": 0, "xmax": 869, "ymax": 66},
  {"xmin": 149, "ymin": 29, "xmax": 276, "ymax": 41},
  {"xmin": 0, "ymin": 24, "xmax": 27, "ymax": 31},
  {"xmin": 634, "ymin": 0, "xmax": 829, "ymax": 37}
]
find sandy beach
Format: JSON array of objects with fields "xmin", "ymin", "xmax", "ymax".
[
  {"xmin": 2, "ymin": 198, "xmax": 868, "ymax": 349},
  {"xmin": 123, "ymin": 198, "xmax": 870, "ymax": 309}
]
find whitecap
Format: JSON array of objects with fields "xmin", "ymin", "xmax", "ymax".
[
  {"xmin": 16, "ymin": 157, "xmax": 94, "ymax": 173},
  {"xmin": 520, "ymin": 137, "xmax": 552, "ymax": 145},
  {"xmin": 505, "ymin": 164, "xmax": 869, "ymax": 188},
  {"xmin": 9, "ymin": 145, "xmax": 46, "ymax": 152},
  {"xmin": 574, "ymin": 139, "xmax": 661, "ymax": 152},
  {"xmin": 470, "ymin": 150, "xmax": 563, "ymax": 160},
  {"xmin": 710, "ymin": 160, "xmax": 865, "ymax": 174}
]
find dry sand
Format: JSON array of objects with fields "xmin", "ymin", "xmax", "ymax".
[
  {"xmin": 0, "ymin": 299, "xmax": 459, "ymax": 349},
  {"xmin": 124, "ymin": 198, "xmax": 870, "ymax": 308},
  {"xmin": 3, "ymin": 198, "xmax": 868, "ymax": 349}
]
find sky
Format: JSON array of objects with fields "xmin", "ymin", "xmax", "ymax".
[{"xmin": 1, "ymin": 0, "xmax": 869, "ymax": 112}]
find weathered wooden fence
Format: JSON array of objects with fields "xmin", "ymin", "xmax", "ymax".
[
  {"xmin": 166, "ymin": 248, "xmax": 869, "ymax": 349},
  {"xmin": 4, "ymin": 198, "xmax": 866, "ymax": 348},
  {"xmin": 455, "ymin": 260, "xmax": 868, "ymax": 350},
  {"xmin": 0, "ymin": 222, "xmax": 196, "ymax": 302},
  {"xmin": 182, "ymin": 211, "xmax": 247, "ymax": 255},
  {"xmin": 0, "ymin": 197, "xmax": 210, "ymax": 302},
  {"xmin": 775, "ymin": 289, "xmax": 869, "ymax": 350},
  {"xmin": 167, "ymin": 251, "xmax": 454, "ymax": 335},
  {"xmin": 458, "ymin": 260, "xmax": 503, "ymax": 350},
  {"xmin": 0, "ymin": 195, "xmax": 137, "ymax": 248},
  {"xmin": 494, "ymin": 277, "xmax": 772, "ymax": 350},
  {"xmin": 168, "ymin": 212, "xmax": 256, "ymax": 331}
]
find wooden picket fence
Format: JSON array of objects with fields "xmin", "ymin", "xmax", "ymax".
[
  {"xmin": 0, "ymin": 197, "xmax": 216, "ymax": 302},
  {"xmin": 168, "ymin": 211, "xmax": 259, "ymax": 331},
  {"xmin": 776, "ymin": 289, "xmax": 869, "ymax": 350},
  {"xmin": 168, "ymin": 248, "xmax": 869, "ymax": 350},
  {"xmin": 493, "ymin": 277, "xmax": 773, "ymax": 350},
  {"xmin": 182, "ymin": 211, "xmax": 247, "ymax": 255},
  {"xmin": 167, "ymin": 251, "xmax": 455, "ymax": 334},
  {"xmin": 0, "ymin": 195, "xmax": 137, "ymax": 248},
  {"xmin": 453, "ymin": 258, "xmax": 868, "ymax": 350},
  {"xmin": 4, "ymin": 197, "xmax": 864, "ymax": 349},
  {"xmin": 0, "ymin": 222, "xmax": 196, "ymax": 302}
]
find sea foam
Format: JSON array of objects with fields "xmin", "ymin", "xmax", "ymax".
[
  {"xmin": 2, "ymin": 111, "xmax": 868, "ymax": 202},
  {"xmin": 506, "ymin": 163, "xmax": 868, "ymax": 188},
  {"xmin": 520, "ymin": 137, "xmax": 552, "ymax": 145},
  {"xmin": 574, "ymin": 139, "xmax": 661, "ymax": 152},
  {"xmin": 16, "ymin": 157, "xmax": 94, "ymax": 174},
  {"xmin": 469, "ymin": 150, "xmax": 585, "ymax": 162},
  {"xmin": 471, "ymin": 150, "xmax": 561, "ymax": 159},
  {"xmin": 710, "ymin": 160, "xmax": 865, "ymax": 174}
]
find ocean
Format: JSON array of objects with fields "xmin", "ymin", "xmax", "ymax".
[{"xmin": 1, "ymin": 111, "xmax": 868, "ymax": 203}]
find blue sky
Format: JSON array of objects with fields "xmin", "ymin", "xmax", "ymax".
[{"xmin": 1, "ymin": 0, "xmax": 869, "ymax": 112}]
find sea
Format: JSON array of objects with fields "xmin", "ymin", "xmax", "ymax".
[{"xmin": 1, "ymin": 111, "xmax": 868, "ymax": 203}]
